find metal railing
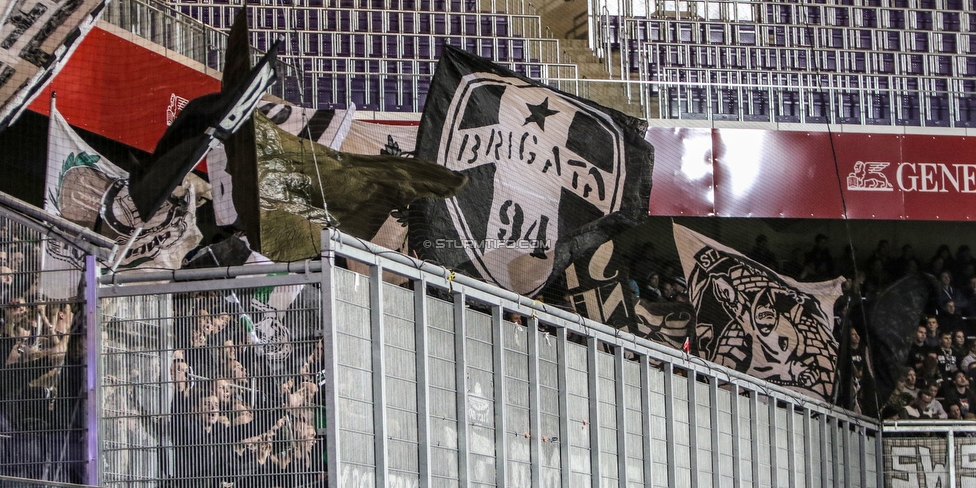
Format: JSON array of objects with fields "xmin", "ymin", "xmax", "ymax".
[
  {"xmin": 0, "ymin": 211, "xmax": 94, "ymax": 486},
  {"xmin": 92, "ymin": 229, "xmax": 882, "ymax": 487},
  {"xmin": 882, "ymin": 421, "xmax": 976, "ymax": 488},
  {"xmin": 103, "ymin": 0, "xmax": 302, "ymax": 104}
]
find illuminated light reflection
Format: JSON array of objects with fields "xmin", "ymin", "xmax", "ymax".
[{"xmin": 720, "ymin": 130, "xmax": 766, "ymax": 199}]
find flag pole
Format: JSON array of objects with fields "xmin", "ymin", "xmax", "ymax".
[
  {"xmin": 111, "ymin": 224, "xmax": 143, "ymax": 272},
  {"xmin": 38, "ymin": 93, "xmax": 56, "ymax": 298}
]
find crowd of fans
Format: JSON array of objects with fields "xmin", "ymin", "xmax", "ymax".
[
  {"xmin": 8, "ymin": 218, "xmax": 976, "ymax": 483},
  {"xmin": 169, "ymin": 291, "xmax": 326, "ymax": 487}
]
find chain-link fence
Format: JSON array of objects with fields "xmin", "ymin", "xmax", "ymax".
[
  {"xmin": 91, "ymin": 229, "xmax": 882, "ymax": 488},
  {"xmin": 0, "ymin": 214, "xmax": 89, "ymax": 485}
]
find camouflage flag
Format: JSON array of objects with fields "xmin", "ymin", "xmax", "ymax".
[{"xmin": 673, "ymin": 223, "xmax": 844, "ymax": 401}]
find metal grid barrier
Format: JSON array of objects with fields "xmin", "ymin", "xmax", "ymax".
[
  {"xmin": 882, "ymin": 422, "xmax": 976, "ymax": 488},
  {"xmin": 92, "ymin": 228, "xmax": 882, "ymax": 488},
  {"xmin": 0, "ymin": 214, "xmax": 89, "ymax": 485}
]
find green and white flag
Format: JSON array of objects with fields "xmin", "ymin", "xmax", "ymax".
[{"xmin": 43, "ymin": 105, "xmax": 203, "ymax": 298}]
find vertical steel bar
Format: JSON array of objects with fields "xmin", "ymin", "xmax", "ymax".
[
  {"xmin": 949, "ymin": 429, "xmax": 957, "ymax": 488},
  {"xmin": 750, "ymin": 391, "xmax": 760, "ymax": 488},
  {"xmin": 640, "ymin": 355, "xmax": 653, "ymax": 487},
  {"xmin": 820, "ymin": 414, "xmax": 829, "ymax": 488},
  {"xmin": 787, "ymin": 405, "xmax": 797, "ymax": 488},
  {"xmin": 85, "ymin": 254, "xmax": 101, "ymax": 487},
  {"xmin": 842, "ymin": 420, "xmax": 851, "ymax": 488},
  {"xmin": 859, "ymin": 426, "xmax": 868, "ymax": 488},
  {"xmin": 876, "ymin": 429, "xmax": 884, "ymax": 488},
  {"xmin": 370, "ymin": 263, "xmax": 389, "ymax": 486},
  {"xmin": 832, "ymin": 419, "xmax": 841, "ymax": 488},
  {"xmin": 769, "ymin": 396, "xmax": 778, "ymax": 488},
  {"xmin": 414, "ymin": 277, "xmax": 432, "ymax": 487},
  {"xmin": 557, "ymin": 327, "xmax": 571, "ymax": 488},
  {"xmin": 615, "ymin": 347, "xmax": 627, "ymax": 487},
  {"xmin": 730, "ymin": 384, "xmax": 741, "ymax": 488},
  {"xmin": 665, "ymin": 363, "xmax": 676, "ymax": 488},
  {"xmin": 492, "ymin": 305, "xmax": 508, "ymax": 486},
  {"xmin": 688, "ymin": 371, "xmax": 699, "ymax": 488},
  {"xmin": 321, "ymin": 229, "xmax": 341, "ymax": 488},
  {"xmin": 804, "ymin": 409, "xmax": 813, "ymax": 488},
  {"xmin": 527, "ymin": 316, "xmax": 542, "ymax": 488},
  {"xmin": 454, "ymin": 290, "xmax": 470, "ymax": 487},
  {"xmin": 710, "ymin": 379, "xmax": 720, "ymax": 488},
  {"xmin": 587, "ymin": 337, "xmax": 601, "ymax": 486}
]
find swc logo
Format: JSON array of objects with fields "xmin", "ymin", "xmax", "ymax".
[{"xmin": 847, "ymin": 161, "xmax": 976, "ymax": 193}]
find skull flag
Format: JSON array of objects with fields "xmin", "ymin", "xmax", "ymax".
[
  {"xmin": 412, "ymin": 46, "xmax": 653, "ymax": 297},
  {"xmin": 673, "ymin": 224, "xmax": 844, "ymax": 401}
]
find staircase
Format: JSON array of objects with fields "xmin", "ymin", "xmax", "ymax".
[{"xmin": 559, "ymin": 38, "xmax": 646, "ymax": 119}]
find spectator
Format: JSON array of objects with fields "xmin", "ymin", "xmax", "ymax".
[
  {"xmin": 961, "ymin": 277, "xmax": 976, "ymax": 317},
  {"xmin": 660, "ymin": 280, "xmax": 676, "ymax": 301},
  {"xmin": 804, "ymin": 234, "xmax": 834, "ymax": 280},
  {"xmin": 640, "ymin": 271, "xmax": 663, "ymax": 301},
  {"xmin": 838, "ymin": 244, "xmax": 857, "ymax": 279},
  {"xmin": 925, "ymin": 316, "xmax": 942, "ymax": 348},
  {"xmin": 924, "ymin": 383, "xmax": 949, "ymax": 419},
  {"xmin": 935, "ymin": 332, "xmax": 959, "ymax": 380},
  {"xmin": 960, "ymin": 340, "xmax": 976, "ymax": 373},
  {"xmin": 931, "ymin": 244, "xmax": 955, "ymax": 275},
  {"xmin": 937, "ymin": 270, "xmax": 963, "ymax": 309},
  {"xmin": 904, "ymin": 367, "xmax": 921, "ymax": 398},
  {"xmin": 863, "ymin": 257, "xmax": 890, "ymax": 300},
  {"xmin": 938, "ymin": 301, "xmax": 966, "ymax": 338},
  {"xmin": 948, "ymin": 403, "xmax": 964, "ymax": 420},
  {"xmin": 871, "ymin": 239, "xmax": 892, "ymax": 268},
  {"xmin": 781, "ymin": 248, "xmax": 806, "ymax": 280},
  {"xmin": 881, "ymin": 369, "xmax": 917, "ymax": 419},
  {"xmin": 942, "ymin": 370, "xmax": 976, "ymax": 416},
  {"xmin": 918, "ymin": 352, "xmax": 943, "ymax": 391},
  {"xmin": 957, "ymin": 245, "xmax": 976, "ymax": 285},
  {"xmin": 892, "ymin": 244, "xmax": 921, "ymax": 280},
  {"xmin": 747, "ymin": 234, "xmax": 777, "ymax": 271},
  {"xmin": 899, "ymin": 389, "xmax": 935, "ymax": 419},
  {"xmin": 953, "ymin": 330, "xmax": 969, "ymax": 363},
  {"xmin": 907, "ymin": 324, "xmax": 931, "ymax": 371}
]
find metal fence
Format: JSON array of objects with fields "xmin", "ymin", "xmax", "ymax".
[
  {"xmin": 91, "ymin": 228, "xmax": 882, "ymax": 488},
  {"xmin": 0, "ymin": 213, "xmax": 90, "ymax": 485},
  {"xmin": 881, "ymin": 422, "xmax": 976, "ymax": 488}
]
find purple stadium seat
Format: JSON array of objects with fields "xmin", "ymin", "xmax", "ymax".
[
  {"xmin": 867, "ymin": 94, "xmax": 892, "ymax": 125},
  {"xmin": 926, "ymin": 94, "xmax": 951, "ymax": 126},
  {"xmin": 896, "ymin": 94, "xmax": 921, "ymax": 126},
  {"xmin": 496, "ymin": 16, "xmax": 508, "ymax": 37},
  {"xmin": 480, "ymin": 17, "xmax": 492, "ymax": 36}
]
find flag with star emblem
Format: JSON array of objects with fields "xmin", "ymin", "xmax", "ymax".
[{"xmin": 411, "ymin": 46, "xmax": 654, "ymax": 298}]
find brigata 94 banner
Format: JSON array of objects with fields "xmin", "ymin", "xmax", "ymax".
[{"xmin": 647, "ymin": 127, "xmax": 976, "ymax": 221}]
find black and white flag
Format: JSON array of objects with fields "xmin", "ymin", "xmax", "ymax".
[
  {"xmin": 0, "ymin": 0, "xmax": 106, "ymax": 132},
  {"xmin": 412, "ymin": 46, "xmax": 653, "ymax": 297},
  {"xmin": 674, "ymin": 224, "xmax": 844, "ymax": 401}
]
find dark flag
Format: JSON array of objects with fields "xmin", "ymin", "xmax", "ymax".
[
  {"xmin": 865, "ymin": 274, "xmax": 932, "ymax": 410},
  {"xmin": 674, "ymin": 224, "xmax": 845, "ymax": 402},
  {"xmin": 128, "ymin": 23, "xmax": 280, "ymax": 222},
  {"xmin": 411, "ymin": 46, "xmax": 653, "ymax": 298}
]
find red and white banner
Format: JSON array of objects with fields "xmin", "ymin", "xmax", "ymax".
[
  {"xmin": 27, "ymin": 26, "xmax": 220, "ymax": 153},
  {"xmin": 647, "ymin": 127, "xmax": 976, "ymax": 222},
  {"xmin": 28, "ymin": 29, "xmax": 976, "ymax": 223}
]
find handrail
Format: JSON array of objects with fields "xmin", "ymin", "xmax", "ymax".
[
  {"xmin": 96, "ymin": 227, "xmax": 881, "ymax": 428},
  {"xmin": 0, "ymin": 192, "xmax": 117, "ymax": 261}
]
